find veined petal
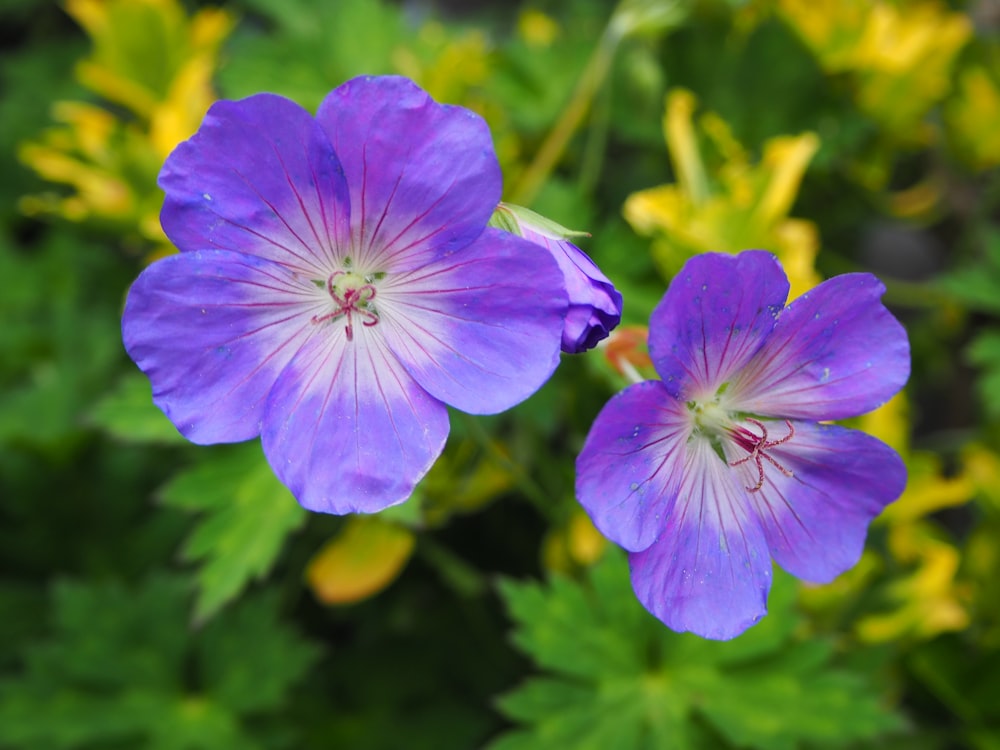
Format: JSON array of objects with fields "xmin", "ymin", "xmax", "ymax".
[
  {"xmin": 575, "ymin": 381, "xmax": 688, "ymax": 552},
  {"xmin": 376, "ymin": 228, "xmax": 565, "ymax": 415},
  {"xmin": 728, "ymin": 273, "xmax": 910, "ymax": 420},
  {"xmin": 316, "ymin": 76, "xmax": 501, "ymax": 271},
  {"xmin": 159, "ymin": 94, "xmax": 350, "ymax": 276},
  {"xmin": 260, "ymin": 325, "xmax": 449, "ymax": 514},
  {"xmin": 122, "ymin": 250, "xmax": 318, "ymax": 444},
  {"xmin": 744, "ymin": 421, "xmax": 905, "ymax": 582},
  {"xmin": 520, "ymin": 226, "xmax": 623, "ymax": 353},
  {"xmin": 649, "ymin": 251, "xmax": 789, "ymax": 399},
  {"xmin": 628, "ymin": 438, "xmax": 773, "ymax": 640}
]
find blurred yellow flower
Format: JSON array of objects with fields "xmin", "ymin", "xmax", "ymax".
[
  {"xmin": 806, "ymin": 393, "xmax": 975, "ymax": 643},
  {"xmin": 856, "ymin": 523, "xmax": 970, "ymax": 642},
  {"xmin": 944, "ymin": 64, "xmax": 1000, "ymax": 172},
  {"xmin": 19, "ymin": 0, "xmax": 233, "ymax": 252},
  {"xmin": 518, "ymin": 8, "xmax": 561, "ymax": 48},
  {"xmin": 542, "ymin": 509, "xmax": 607, "ymax": 573},
  {"xmin": 623, "ymin": 88, "xmax": 822, "ymax": 299},
  {"xmin": 306, "ymin": 516, "xmax": 416, "ymax": 605},
  {"xmin": 778, "ymin": 0, "xmax": 971, "ymax": 144}
]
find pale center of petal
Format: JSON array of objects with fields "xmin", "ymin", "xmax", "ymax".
[
  {"xmin": 688, "ymin": 394, "xmax": 795, "ymax": 492},
  {"xmin": 312, "ymin": 269, "xmax": 381, "ymax": 342}
]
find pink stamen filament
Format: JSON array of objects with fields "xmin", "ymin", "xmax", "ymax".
[
  {"xmin": 728, "ymin": 418, "xmax": 794, "ymax": 492},
  {"xmin": 311, "ymin": 271, "xmax": 379, "ymax": 341}
]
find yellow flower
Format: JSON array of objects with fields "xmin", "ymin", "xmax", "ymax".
[
  {"xmin": 518, "ymin": 8, "xmax": 560, "ymax": 48},
  {"xmin": 778, "ymin": 0, "xmax": 971, "ymax": 143},
  {"xmin": 944, "ymin": 64, "xmax": 1000, "ymax": 172},
  {"xmin": 623, "ymin": 88, "xmax": 822, "ymax": 299},
  {"xmin": 803, "ymin": 393, "xmax": 975, "ymax": 643},
  {"xmin": 19, "ymin": 0, "xmax": 233, "ymax": 253}
]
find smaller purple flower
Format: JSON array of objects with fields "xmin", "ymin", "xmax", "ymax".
[
  {"xmin": 576, "ymin": 250, "xmax": 910, "ymax": 639},
  {"xmin": 491, "ymin": 203, "xmax": 622, "ymax": 353},
  {"xmin": 123, "ymin": 76, "xmax": 569, "ymax": 515}
]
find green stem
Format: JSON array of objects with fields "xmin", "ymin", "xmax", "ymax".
[
  {"xmin": 508, "ymin": 24, "xmax": 622, "ymax": 206},
  {"xmin": 457, "ymin": 412, "xmax": 559, "ymax": 522}
]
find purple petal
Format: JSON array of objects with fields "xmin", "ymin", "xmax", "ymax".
[
  {"xmin": 628, "ymin": 437, "xmax": 773, "ymax": 640},
  {"xmin": 122, "ymin": 250, "xmax": 318, "ymax": 443},
  {"xmin": 159, "ymin": 94, "xmax": 351, "ymax": 276},
  {"xmin": 728, "ymin": 273, "xmax": 910, "ymax": 420},
  {"xmin": 575, "ymin": 381, "xmax": 688, "ymax": 552},
  {"xmin": 743, "ymin": 421, "xmax": 905, "ymax": 582},
  {"xmin": 376, "ymin": 228, "xmax": 566, "ymax": 415},
  {"xmin": 649, "ymin": 251, "xmax": 789, "ymax": 400},
  {"xmin": 260, "ymin": 326, "xmax": 449, "ymax": 514},
  {"xmin": 519, "ymin": 227, "xmax": 622, "ymax": 353},
  {"xmin": 316, "ymin": 76, "xmax": 501, "ymax": 271}
]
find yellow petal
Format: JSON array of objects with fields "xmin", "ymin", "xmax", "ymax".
[
  {"xmin": 306, "ymin": 517, "xmax": 416, "ymax": 605},
  {"xmin": 664, "ymin": 89, "xmax": 709, "ymax": 205}
]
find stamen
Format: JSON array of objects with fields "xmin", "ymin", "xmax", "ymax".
[
  {"xmin": 728, "ymin": 418, "xmax": 794, "ymax": 492},
  {"xmin": 311, "ymin": 271, "xmax": 379, "ymax": 341}
]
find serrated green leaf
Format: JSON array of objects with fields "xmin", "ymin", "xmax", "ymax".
[
  {"xmin": 967, "ymin": 331, "xmax": 1000, "ymax": 419},
  {"xmin": 492, "ymin": 550, "xmax": 905, "ymax": 749},
  {"xmin": 198, "ymin": 591, "xmax": 322, "ymax": 714},
  {"xmin": 939, "ymin": 230, "xmax": 1000, "ymax": 314},
  {"xmin": 88, "ymin": 372, "xmax": 187, "ymax": 444},
  {"xmin": 159, "ymin": 444, "xmax": 307, "ymax": 621},
  {"xmin": 0, "ymin": 576, "xmax": 319, "ymax": 750}
]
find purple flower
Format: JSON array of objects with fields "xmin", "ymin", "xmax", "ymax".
[
  {"xmin": 576, "ymin": 251, "xmax": 909, "ymax": 639},
  {"xmin": 123, "ymin": 76, "xmax": 568, "ymax": 514},
  {"xmin": 492, "ymin": 204, "xmax": 623, "ymax": 353}
]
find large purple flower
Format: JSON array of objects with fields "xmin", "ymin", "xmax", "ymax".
[
  {"xmin": 123, "ymin": 76, "xmax": 568, "ymax": 514},
  {"xmin": 576, "ymin": 251, "xmax": 909, "ymax": 639}
]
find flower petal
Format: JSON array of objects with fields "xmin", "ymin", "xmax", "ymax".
[
  {"xmin": 260, "ymin": 325, "xmax": 449, "ymax": 514},
  {"xmin": 159, "ymin": 93, "xmax": 351, "ymax": 276},
  {"xmin": 628, "ymin": 438, "xmax": 773, "ymax": 640},
  {"xmin": 728, "ymin": 273, "xmax": 910, "ymax": 420},
  {"xmin": 649, "ymin": 251, "xmax": 789, "ymax": 399},
  {"xmin": 122, "ymin": 249, "xmax": 318, "ymax": 443},
  {"xmin": 316, "ymin": 76, "xmax": 501, "ymax": 271},
  {"xmin": 575, "ymin": 382, "xmax": 688, "ymax": 552},
  {"xmin": 520, "ymin": 227, "xmax": 623, "ymax": 353},
  {"xmin": 744, "ymin": 421, "xmax": 905, "ymax": 582},
  {"xmin": 376, "ymin": 228, "xmax": 566, "ymax": 415}
]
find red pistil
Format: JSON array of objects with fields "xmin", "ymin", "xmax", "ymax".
[
  {"xmin": 311, "ymin": 271, "xmax": 379, "ymax": 341},
  {"xmin": 728, "ymin": 418, "xmax": 794, "ymax": 492}
]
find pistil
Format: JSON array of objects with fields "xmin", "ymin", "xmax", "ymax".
[{"xmin": 312, "ymin": 271, "xmax": 380, "ymax": 341}]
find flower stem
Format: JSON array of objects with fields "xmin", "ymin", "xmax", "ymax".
[
  {"xmin": 457, "ymin": 412, "xmax": 561, "ymax": 522},
  {"xmin": 508, "ymin": 22, "xmax": 622, "ymax": 206}
]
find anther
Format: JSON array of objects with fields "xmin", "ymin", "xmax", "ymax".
[{"xmin": 728, "ymin": 418, "xmax": 795, "ymax": 492}]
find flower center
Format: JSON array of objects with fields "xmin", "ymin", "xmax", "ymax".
[
  {"xmin": 312, "ymin": 270, "xmax": 380, "ymax": 341},
  {"xmin": 689, "ymin": 400, "xmax": 795, "ymax": 492}
]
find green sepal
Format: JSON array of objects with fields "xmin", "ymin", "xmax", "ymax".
[{"xmin": 488, "ymin": 202, "xmax": 591, "ymax": 240}]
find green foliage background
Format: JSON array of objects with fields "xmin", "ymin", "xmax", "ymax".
[{"xmin": 3, "ymin": 0, "xmax": 1000, "ymax": 747}]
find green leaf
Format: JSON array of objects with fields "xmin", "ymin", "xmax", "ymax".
[
  {"xmin": 491, "ymin": 550, "xmax": 905, "ymax": 749},
  {"xmin": 159, "ymin": 444, "xmax": 307, "ymax": 622},
  {"xmin": 0, "ymin": 576, "xmax": 320, "ymax": 750},
  {"xmin": 940, "ymin": 229, "xmax": 1000, "ymax": 315},
  {"xmin": 88, "ymin": 372, "xmax": 187, "ymax": 444},
  {"xmin": 967, "ymin": 331, "xmax": 1000, "ymax": 420}
]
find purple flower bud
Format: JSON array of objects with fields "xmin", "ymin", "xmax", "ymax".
[{"xmin": 491, "ymin": 203, "xmax": 623, "ymax": 353}]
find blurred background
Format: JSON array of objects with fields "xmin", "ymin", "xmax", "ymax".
[{"xmin": 2, "ymin": 0, "xmax": 1000, "ymax": 747}]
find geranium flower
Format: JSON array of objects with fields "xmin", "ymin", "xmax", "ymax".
[
  {"xmin": 576, "ymin": 250, "xmax": 909, "ymax": 639},
  {"xmin": 491, "ymin": 203, "xmax": 623, "ymax": 353},
  {"xmin": 123, "ymin": 76, "xmax": 568, "ymax": 514}
]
